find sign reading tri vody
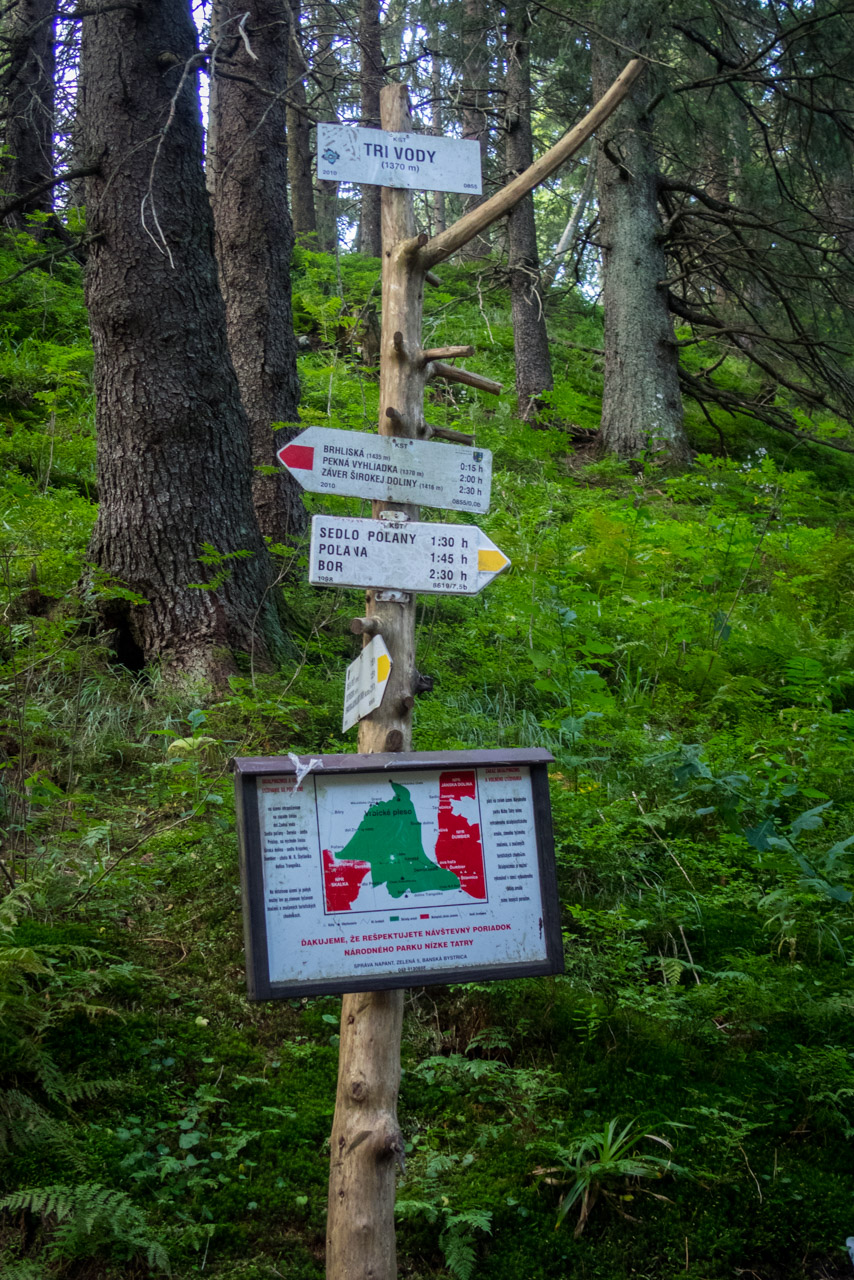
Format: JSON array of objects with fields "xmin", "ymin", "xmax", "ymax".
[{"xmin": 317, "ymin": 123, "xmax": 482, "ymax": 195}]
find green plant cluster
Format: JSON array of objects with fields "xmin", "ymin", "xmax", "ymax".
[{"xmin": 1, "ymin": 234, "xmax": 854, "ymax": 1279}]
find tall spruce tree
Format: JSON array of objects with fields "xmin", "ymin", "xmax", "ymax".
[
  {"xmin": 504, "ymin": 0, "xmax": 553, "ymax": 421},
  {"xmin": 207, "ymin": 0, "xmax": 306, "ymax": 543},
  {"xmin": 82, "ymin": 0, "xmax": 287, "ymax": 676},
  {"xmin": 592, "ymin": 9, "xmax": 690, "ymax": 463},
  {"xmin": 0, "ymin": 0, "xmax": 56, "ymax": 229}
]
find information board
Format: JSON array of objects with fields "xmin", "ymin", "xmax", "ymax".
[
  {"xmin": 235, "ymin": 749, "xmax": 562, "ymax": 998},
  {"xmin": 279, "ymin": 427, "xmax": 493, "ymax": 514},
  {"xmin": 309, "ymin": 515, "xmax": 510, "ymax": 595},
  {"xmin": 317, "ymin": 123, "xmax": 482, "ymax": 195}
]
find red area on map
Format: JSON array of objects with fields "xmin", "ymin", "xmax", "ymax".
[
  {"xmin": 322, "ymin": 848, "xmax": 369, "ymax": 911},
  {"xmin": 434, "ymin": 771, "xmax": 486, "ymax": 899}
]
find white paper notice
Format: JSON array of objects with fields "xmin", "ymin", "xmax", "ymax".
[
  {"xmin": 317, "ymin": 123, "xmax": 482, "ymax": 195},
  {"xmin": 256, "ymin": 765, "xmax": 547, "ymax": 985}
]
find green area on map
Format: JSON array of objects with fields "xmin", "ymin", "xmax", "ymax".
[{"xmin": 334, "ymin": 781, "xmax": 461, "ymax": 898}]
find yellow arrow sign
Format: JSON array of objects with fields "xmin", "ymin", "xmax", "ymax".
[{"xmin": 478, "ymin": 548, "xmax": 509, "ymax": 573}]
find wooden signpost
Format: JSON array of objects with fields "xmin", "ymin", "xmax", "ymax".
[{"xmin": 235, "ymin": 56, "xmax": 645, "ymax": 1280}]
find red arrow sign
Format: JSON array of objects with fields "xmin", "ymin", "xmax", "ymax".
[{"xmin": 278, "ymin": 442, "xmax": 315, "ymax": 470}]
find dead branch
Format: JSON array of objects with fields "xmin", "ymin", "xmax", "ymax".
[{"xmin": 420, "ymin": 58, "xmax": 646, "ymax": 269}]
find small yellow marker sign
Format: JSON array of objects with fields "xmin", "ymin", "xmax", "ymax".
[{"xmin": 342, "ymin": 635, "xmax": 393, "ymax": 733}]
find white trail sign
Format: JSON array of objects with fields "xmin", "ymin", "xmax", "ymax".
[
  {"xmin": 317, "ymin": 123, "xmax": 482, "ymax": 195},
  {"xmin": 342, "ymin": 636, "xmax": 392, "ymax": 733},
  {"xmin": 278, "ymin": 428, "xmax": 492, "ymax": 514},
  {"xmin": 309, "ymin": 516, "xmax": 510, "ymax": 596}
]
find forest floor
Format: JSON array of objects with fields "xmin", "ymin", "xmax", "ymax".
[{"xmin": 1, "ymin": 240, "xmax": 854, "ymax": 1280}]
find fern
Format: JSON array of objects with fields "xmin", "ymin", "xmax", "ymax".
[
  {"xmin": 0, "ymin": 1182, "xmax": 170, "ymax": 1274},
  {"xmin": 440, "ymin": 1210, "xmax": 492, "ymax": 1280},
  {"xmin": 0, "ymin": 1258, "xmax": 50, "ymax": 1280},
  {"xmin": 0, "ymin": 1089, "xmax": 83, "ymax": 1170}
]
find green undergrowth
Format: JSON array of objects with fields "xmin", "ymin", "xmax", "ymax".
[{"xmin": 1, "ymin": 235, "xmax": 854, "ymax": 1280}]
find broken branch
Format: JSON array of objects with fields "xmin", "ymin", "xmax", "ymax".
[{"xmin": 420, "ymin": 58, "xmax": 645, "ymax": 269}]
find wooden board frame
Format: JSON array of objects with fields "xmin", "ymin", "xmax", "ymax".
[{"xmin": 233, "ymin": 748, "xmax": 563, "ymax": 999}]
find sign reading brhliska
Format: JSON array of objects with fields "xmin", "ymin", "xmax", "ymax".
[
  {"xmin": 279, "ymin": 428, "xmax": 492, "ymax": 514},
  {"xmin": 309, "ymin": 515, "xmax": 510, "ymax": 596},
  {"xmin": 342, "ymin": 635, "xmax": 392, "ymax": 733},
  {"xmin": 234, "ymin": 749, "xmax": 562, "ymax": 998},
  {"xmin": 317, "ymin": 123, "xmax": 482, "ymax": 195}
]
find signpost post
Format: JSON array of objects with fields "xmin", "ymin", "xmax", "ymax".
[{"xmin": 234, "ymin": 58, "xmax": 646, "ymax": 1280}]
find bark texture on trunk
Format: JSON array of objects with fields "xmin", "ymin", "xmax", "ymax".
[
  {"xmin": 505, "ymin": 3, "xmax": 553, "ymax": 421},
  {"xmin": 429, "ymin": 4, "xmax": 446, "ymax": 235},
  {"xmin": 359, "ymin": 0, "xmax": 383, "ymax": 256},
  {"xmin": 208, "ymin": 0, "xmax": 306, "ymax": 543},
  {"xmin": 1, "ymin": 0, "xmax": 55, "ymax": 228},
  {"xmin": 593, "ymin": 33, "xmax": 690, "ymax": 463},
  {"xmin": 82, "ymin": 0, "xmax": 284, "ymax": 676},
  {"xmin": 287, "ymin": 0, "xmax": 317, "ymax": 243},
  {"xmin": 459, "ymin": 0, "xmax": 489, "ymax": 258},
  {"xmin": 327, "ymin": 989, "xmax": 404, "ymax": 1280},
  {"xmin": 314, "ymin": 0, "xmax": 340, "ymax": 252}
]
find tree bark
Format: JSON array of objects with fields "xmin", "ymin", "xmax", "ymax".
[
  {"xmin": 81, "ymin": 0, "xmax": 285, "ymax": 677},
  {"xmin": 359, "ymin": 0, "xmax": 383, "ymax": 257},
  {"xmin": 287, "ymin": 0, "xmax": 317, "ymax": 244},
  {"xmin": 504, "ymin": 1, "xmax": 553, "ymax": 421},
  {"xmin": 592, "ymin": 30, "xmax": 690, "ymax": 463},
  {"xmin": 428, "ymin": 0, "xmax": 446, "ymax": 235},
  {"xmin": 208, "ymin": 0, "xmax": 307, "ymax": 544},
  {"xmin": 314, "ymin": 0, "xmax": 340, "ymax": 253},
  {"xmin": 1, "ymin": 0, "xmax": 56, "ymax": 229},
  {"xmin": 458, "ymin": 0, "xmax": 490, "ymax": 258}
]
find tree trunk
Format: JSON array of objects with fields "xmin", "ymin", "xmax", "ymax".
[
  {"xmin": 459, "ymin": 0, "xmax": 489, "ymax": 258},
  {"xmin": 543, "ymin": 155, "xmax": 596, "ymax": 290},
  {"xmin": 1, "ymin": 0, "xmax": 56, "ymax": 229},
  {"xmin": 208, "ymin": 0, "xmax": 307, "ymax": 543},
  {"xmin": 287, "ymin": 0, "xmax": 318, "ymax": 244},
  {"xmin": 359, "ymin": 0, "xmax": 383, "ymax": 257},
  {"xmin": 505, "ymin": 2, "xmax": 553, "ymax": 421},
  {"xmin": 314, "ymin": 0, "xmax": 340, "ymax": 253},
  {"xmin": 81, "ymin": 0, "xmax": 285, "ymax": 677},
  {"xmin": 592, "ymin": 30, "xmax": 690, "ymax": 463},
  {"xmin": 429, "ymin": 2, "xmax": 446, "ymax": 235}
]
